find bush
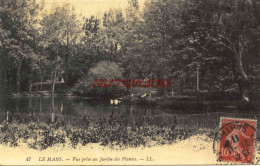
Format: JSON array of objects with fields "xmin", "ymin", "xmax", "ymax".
[
  {"xmin": 72, "ymin": 61, "xmax": 127, "ymax": 98},
  {"xmin": 0, "ymin": 115, "xmax": 194, "ymax": 150}
]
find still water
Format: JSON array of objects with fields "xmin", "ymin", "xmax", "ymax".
[
  {"xmin": 0, "ymin": 96, "xmax": 258, "ymax": 129},
  {"xmin": 0, "ymin": 96, "xmax": 176, "ymax": 126}
]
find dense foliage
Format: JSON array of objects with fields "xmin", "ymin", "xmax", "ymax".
[
  {"xmin": 0, "ymin": 0, "xmax": 259, "ymax": 100},
  {"xmin": 0, "ymin": 114, "xmax": 191, "ymax": 150},
  {"xmin": 72, "ymin": 61, "xmax": 127, "ymax": 98}
]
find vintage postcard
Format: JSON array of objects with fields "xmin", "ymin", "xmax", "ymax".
[{"xmin": 0, "ymin": 0, "xmax": 260, "ymax": 165}]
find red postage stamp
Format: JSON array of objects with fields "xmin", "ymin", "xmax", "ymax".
[{"xmin": 217, "ymin": 118, "xmax": 257, "ymax": 163}]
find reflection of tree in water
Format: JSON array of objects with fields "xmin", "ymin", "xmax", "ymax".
[{"xmin": 1, "ymin": 97, "xmax": 196, "ymax": 129}]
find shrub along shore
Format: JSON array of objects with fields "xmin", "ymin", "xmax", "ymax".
[
  {"xmin": 122, "ymin": 91, "xmax": 260, "ymax": 113},
  {"xmin": 0, "ymin": 114, "xmax": 196, "ymax": 150}
]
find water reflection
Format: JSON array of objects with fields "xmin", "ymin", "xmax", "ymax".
[
  {"xmin": 1, "ymin": 96, "xmax": 169, "ymax": 126},
  {"xmin": 1, "ymin": 96, "xmax": 260, "ymax": 130}
]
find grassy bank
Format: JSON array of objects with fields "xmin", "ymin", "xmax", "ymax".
[{"xmin": 125, "ymin": 91, "xmax": 260, "ymax": 112}]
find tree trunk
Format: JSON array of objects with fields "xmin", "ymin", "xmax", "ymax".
[
  {"xmin": 0, "ymin": 64, "xmax": 4, "ymax": 90},
  {"xmin": 65, "ymin": 53, "xmax": 68, "ymax": 87},
  {"xmin": 40, "ymin": 77, "xmax": 43, "ymax": 90},
  {"xmin": 233, "ymin": 51, "xmax": 249, "ymax": 101},
  {"xmin": 0, "ymin": 41, "xmax": 6, "ymax": 91},
  {"xmin": 28, "ymin": 71, "xmax": 33, "ymax": 94},
  {"xmin": 51, "ymin": 49, "xmax": 59, "ymax": 96},
  {"xmin": 51, "ymin": 96, "xmax": 55, "ymax": 122},
  {"xmin": 65, "ymin": 33, "xmax": 69, "ymax": 88},
  {"xmin": 8, "ymin": 66, "xmax": 12, "ymax": 90},
  {"xmin": 180, "ymin": 71, "xmax": 185, "ymax": 94},
  {"xmin": 36, "ymin": 79, "xmax": 38, "ymax": 91},
  {"xmin": 38, "ymin": 98, "xmax": 41, "ymax": 113},
  {"xmin": 164, "ymin": 75, "xmax": 167, "ymax": 97},
  {"xmin": 4, "ymin": 67, "xmax": 7, "ymax": 90},
  {"xmin": 16, "ymin": 62, "xmax": 21, "ymax": 92}
]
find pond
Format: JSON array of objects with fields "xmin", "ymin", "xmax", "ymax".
[{"xmin": 0, "ymin": 96, "xmax": 259, "ymax": 130}]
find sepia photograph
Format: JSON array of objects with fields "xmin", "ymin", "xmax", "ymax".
[{"xmin": 0, "ymin": 0, "xmax": 260, "ymax": 165}]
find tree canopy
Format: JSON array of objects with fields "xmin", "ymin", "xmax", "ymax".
[{"xmin": 0, "ymin": 0, "xmax": 259, "ymax": 101}]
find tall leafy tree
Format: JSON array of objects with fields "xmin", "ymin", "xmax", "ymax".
[
  {"xmin": 41, "ymin": 3, "xmax": 82, "ymax": 94},
  {"xmin": 0, "ymin": 0, "xmax": 42, "ymax": 92},
  {"xmin": 134, "ymin": 0, "xmax": 191, "ymax": 95},
  {"xmin": 182, "ymin": 0, "xmax": 260, "ymax": 100},
  {"xmin": 102, "ymin": 9, "xmax": 125, "ymax": 62}
]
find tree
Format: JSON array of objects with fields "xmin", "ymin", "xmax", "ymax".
[
  {"xmin": 102, "ymin": 9, "xmax": 125, "ymax": 62},
  {"xmin": 72, "ymin": 61, "xmax": 126, "ymax": 98},
  {"xmin": 119, "ymin": 0, "xmax": 146, "ymax": 81},
  {"xmin": 0, "ymin": 0, "xmax": 43, "ymax": 92},
  {"xmin": 41, "ymin": 3, "xmax": 82, "ymax": 95},
  {"xmin": 126, "ymin": 0, "xmax": 191, "ymax": 96},
  {"xmin": 182, "ymin": 0, "xmax": 259, "ymax": 100}
]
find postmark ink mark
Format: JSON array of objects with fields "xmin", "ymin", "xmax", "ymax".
[{"xmin": 213, "ymin": 118, "xmax": 257, "ymax": 163}]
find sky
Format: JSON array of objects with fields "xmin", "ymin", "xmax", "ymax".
[{"xmin": 42, "ymin": 0, "xmax": 145, "ymax": 18}]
